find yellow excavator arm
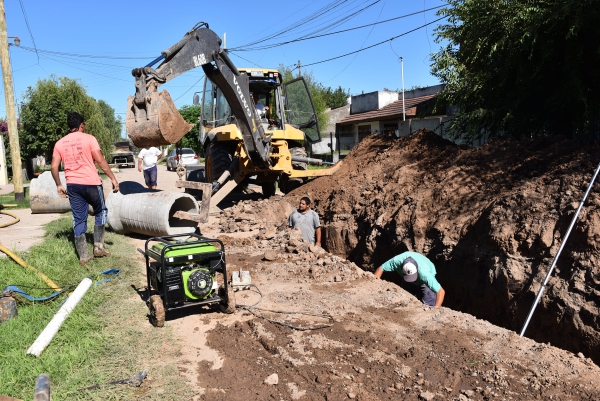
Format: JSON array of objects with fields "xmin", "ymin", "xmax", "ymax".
[{"xmin": 126, "ymin": 22, "xmax": 272, "ymax": 170}]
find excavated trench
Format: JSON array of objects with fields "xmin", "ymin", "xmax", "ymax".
[{"xmin": 289, "ymin": 130, "xmax": 600, "ymax": 365}]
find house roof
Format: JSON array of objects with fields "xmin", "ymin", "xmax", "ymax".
[{"xmin": 337, "ymin": 93, "xmax": 437, "ymax": 125}]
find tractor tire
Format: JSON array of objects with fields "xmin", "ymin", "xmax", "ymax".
[
  {"xmin": 147, "ymin": 295, "xmax": 165, "ymax": 327},
  {"xmin": 219, "ymin": 283, "xmax": 236, "ymax": 314},
  {"xmin": 261, "ymin": 181, "xmax": 277, "ymax": 198},
  {"xmin": 205, "ymin": 141, "xmax": 233, "ymax": 183}
]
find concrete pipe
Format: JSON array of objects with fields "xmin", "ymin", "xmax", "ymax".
[
  {"xmin": 30, "ymin": 171, "xmax": 110, "ymax": 214},
  {"xmin": 29, "ymin": 171, "xmax": 71, "ymax": 214},
  {"xmin": 105, "ymin": 181, "xmax": 199, "ymax": 236}
]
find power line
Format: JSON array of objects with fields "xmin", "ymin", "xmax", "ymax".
[
  {"xmin": 325, "ymin": 0, "xmax": 388, "ymax": 82},
  {"xmin": 298, "ymin": 16, "xmax": 446, "ymax": 69},
  {"xmin": 17, "ymin": 46, "xmax": 156, "ymax": 60},
  {"xmin": 17, "ymin": 0, "xmax": 39, "ymax": 62},
  {"xmin": 228, "ymin": 52, "xmax": 264, "ymax": 68},
  {"xmin": 231, "ymin": 5, "xmax": 444, "ymax": 52},
  {"xmin": 237, "ymin": 0, "xmax": 379, "ymax": 49},
  {"xmin": 173, "ymin": 75, "xmax": 205, "ymax": 101},
  {"xmin": 17, "ymin": 47, "xmax": 135, "ymax": 71}
]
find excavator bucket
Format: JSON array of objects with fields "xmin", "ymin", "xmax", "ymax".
[{"xmin": 126, "ymin": 90, "xmax": 194, "ymax": 148}]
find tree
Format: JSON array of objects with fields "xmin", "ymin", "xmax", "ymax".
[
  {"xmin": 19, "ymin": 76, "xmax": 119, "ymax": 159},
  {"xmin": 431, "ymin": 0, "xmax": 600, "ymax": 141},
  {"xmin": 177, "ymin": 105, "xmax": 202, "ymax": 155},
  {"xmin": 322, "ymin": 86, "xmax": 350, "ymax": 109}
]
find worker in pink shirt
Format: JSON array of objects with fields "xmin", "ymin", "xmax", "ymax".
[{"xmin": 51, "ymin": 112, "xmax": 119, "ymax": 265}]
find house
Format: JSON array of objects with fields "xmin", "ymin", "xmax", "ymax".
[{"xmin": 313, "ymin": 84, "xmax": 455, "ymax": 160}]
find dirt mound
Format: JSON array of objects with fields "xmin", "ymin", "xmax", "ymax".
[{"xmin": 277, "ymin": 129, "xmax": 600, "ymax": 365}]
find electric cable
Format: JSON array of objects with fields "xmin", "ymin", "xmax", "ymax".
[
  {"xmin": 173, "ymin": 75, "xmax": 205, "ymax": 101},
  {"xmin": 235, "ymin": 284, "xmax": 334, "ymax": 331},
  {"xmin": 230, "ymin": 5, "xmax": 444, "ymax": 52},
  {"xmin": 234, "ymin": 0, "xmax": 381, "ymax": 50},
  {"xmin": 17, "ymin": 45, "xmax": 156, "ymax": 60},
  {"xmin": 237, "ymin": 0, "xmax": 361, "ymax": 49},
  {"xmin": 269, "ymin": 0, "xmax": 382, "ymax": 45},
  {"xmin": 297, "ymin": 16, "xmax": 445, "ymax": 69},
  {"xmin": 325, "ymin": 0, "xmax": 387, "ymax": 82},
  {"xmin": 18, "ymin": 0, "xmax": 39, "ymax": 62}
]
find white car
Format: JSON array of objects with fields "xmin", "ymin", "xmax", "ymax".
[{"xmin": 166, "ymin": 148, "xmax": 198, "ymax": 171}]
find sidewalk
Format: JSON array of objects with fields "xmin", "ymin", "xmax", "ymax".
[{"xmin": 0, "ymin": 183, "xmax": 30, "ymax": 196}]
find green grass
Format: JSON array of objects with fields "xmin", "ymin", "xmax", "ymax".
[
  {"xmin": 0, "ymin": 189, "xmax": 31, "ymax": 209},
  {"xmin": 308, "ymin": 164, "xmax": 329, "ymax": 171},
  {"xmin": 0, "ymin": 216, "xmax": 190, "ymax": 400}
]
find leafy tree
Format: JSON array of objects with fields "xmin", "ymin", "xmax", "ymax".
[
  {"xmin": 322, "ymin": 86, "xmax": 350, "ymax": 109},
  {"xmin": 431, "ymin": 0, "xmax": 600, "ymax": 141},
  {"xmin": 97, "ymin": 100, "xmax": 122, "ymax": 143},
  {"xmin": 19, "ymin": 76, "xmax": 119, "ymax": 160},
  {"xmin": 177, "ymin": 105, "xmax": 202, "ymax": 155}
]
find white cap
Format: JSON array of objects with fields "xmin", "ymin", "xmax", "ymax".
[{"xmin": 402, "ymin": 261, "xmax": 418, "ymax": 282}]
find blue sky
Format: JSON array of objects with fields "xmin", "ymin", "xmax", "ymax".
[{"xmin": 2, "ymin": 0, "xmax": 448, "ymax": 137}]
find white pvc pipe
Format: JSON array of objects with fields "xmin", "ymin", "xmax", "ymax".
[{"xmin": 27, "ymin": 278, "xmax": 93, "ymax": 357}]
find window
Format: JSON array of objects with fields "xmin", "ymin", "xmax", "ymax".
[
  {"xmin": 358, "ymin": 125, "xmax": 371, "ymax": 141},
  {"xmin": 383, "ymin": 123, "xmax": 397, "ymax": 135}
]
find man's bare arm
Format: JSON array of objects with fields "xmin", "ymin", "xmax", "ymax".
[
  {"xmin": 50, "ymin": 155, "xmax": 67, "ymax": 198},
  {"xmin": 92, "ymin": 149, "xmax": 119, "ymax": 193},
  {"xmin": 315, "ymin": 226, "xmax": 322, "ymax": 246},
  {"xmin": 435, "ymin": 287, "xmax": 445, "ymax": 307}
]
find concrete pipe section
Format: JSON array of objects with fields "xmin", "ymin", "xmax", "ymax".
[
  {"xmin": 29, "ymin": 171, "xmax": 72, "ymax": 214},
  {"xmin": 105, "ymin": 181, "xmax": 199, "ymax": 236},
  {"xmin": 29, "ymin": 171, "xmax": 111, "ymax": 214}
]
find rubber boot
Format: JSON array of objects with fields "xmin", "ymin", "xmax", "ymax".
[
  {"xmin": 74, "ymin": 234, "xmax": 92, "ymax": 266},
  {"xmin": 93, "ymin": 225, "xmax": 110, "ymax": 257}
]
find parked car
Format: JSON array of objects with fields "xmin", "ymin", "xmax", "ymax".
[{"xmin": 166, "ymin": 148, "xmax": 198, "ymax": 171}]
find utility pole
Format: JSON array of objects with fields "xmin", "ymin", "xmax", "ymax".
[
  {"xmin": 297, "ymin": 60, "xmax": 301, "ymax": 77},
  {"xmin": 0, "ymin": 0, "xmax": 24, "ymax": 201},
  {"xmin": 0, "ymin": 118, "xmax": 6, "ymax": 185},
  {"xmin": 400, "ymin": 57, "xmax": 405, "ymax": 121}
]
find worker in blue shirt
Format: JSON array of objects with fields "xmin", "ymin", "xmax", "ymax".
[{"xmin": 374, "ymin": 251, "xmax": 445, "ymax": 307}]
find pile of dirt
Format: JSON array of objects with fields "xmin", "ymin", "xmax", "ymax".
[{"xmin": 274, "ymin": 129, "xmax": 600, "ymax": 366}]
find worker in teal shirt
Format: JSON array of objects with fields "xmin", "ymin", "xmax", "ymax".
[{"xmin": 374, "ymin": 251, "xmax": 445, "ymax": 307}]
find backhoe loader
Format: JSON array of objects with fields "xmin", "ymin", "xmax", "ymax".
[{"xmin": 126, "ymin": 22, "xmax": 339, "ymax": 221}]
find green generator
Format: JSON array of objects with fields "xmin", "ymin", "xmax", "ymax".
[{"xmin": 139, "ymin": 233, "xmax": 235, "ymax": 327}]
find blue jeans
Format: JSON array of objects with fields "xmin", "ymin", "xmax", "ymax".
[
  {"xmin": 143, "ymin": 166, "xmax": 158, "ymax": 187},
  {"xmin": 66, "ymin": 184, "xmax": 107, "ymax": 237},
  {"xmin": 402, "ymin": 281, "xmax": 437, "ymax": 306}
]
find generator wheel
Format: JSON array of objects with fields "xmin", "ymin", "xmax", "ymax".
[
  {"xmin": 219, "ymin": 283, "xmax": 236, "ymax": 314},
  {"xmin": 261, "ymin": 181, "xmax": 277, "ymax": 198},
  {"xmin": 205, "ymin": 141, "xmax": 233, "ymax": 183},
  {"xmin": 147, "ymin": 295, "xmax": 165, "ymax": 327}
]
